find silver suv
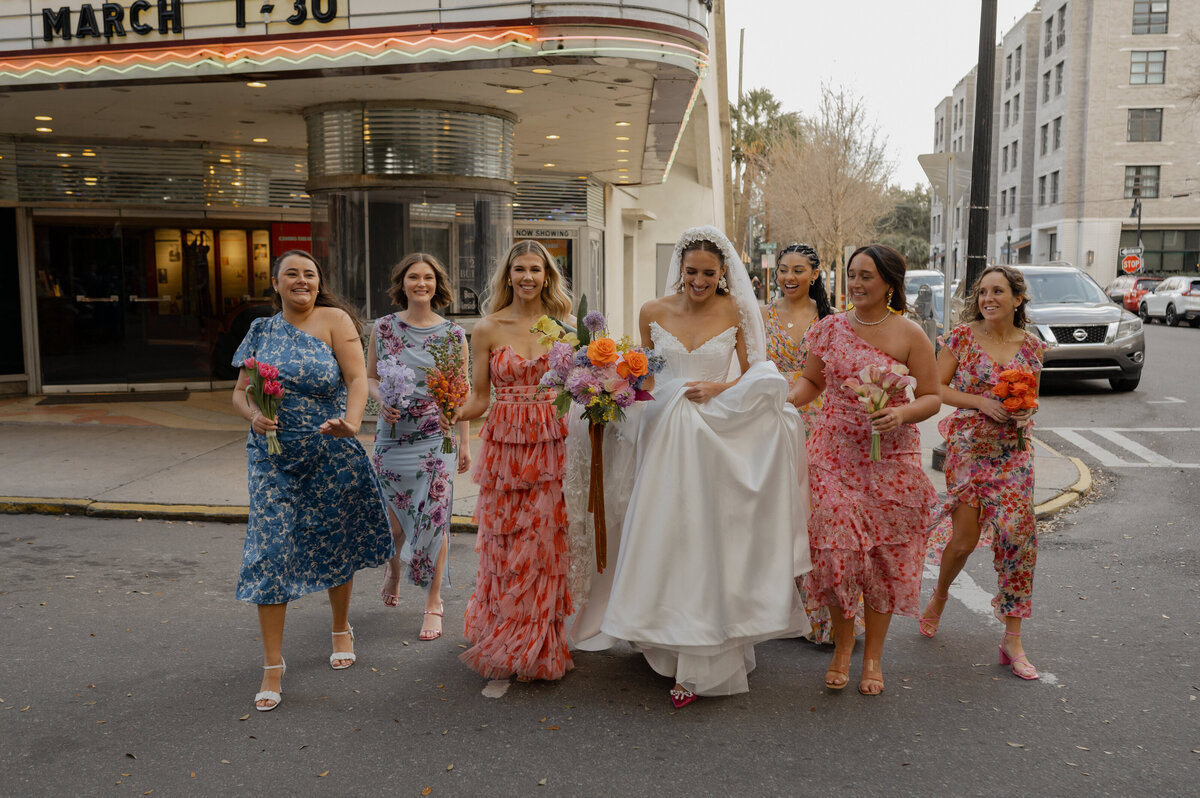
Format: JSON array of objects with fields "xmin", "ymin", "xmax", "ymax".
[{"xmin": 953, "ymin": 264, "xmax": 1145, "ymax": 391}]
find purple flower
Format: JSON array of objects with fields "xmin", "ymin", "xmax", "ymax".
[
  {"xmin": 394, "ymin": 492, "xmax": 413, "ymax": 511},
  {"xmin": 419, "ymin": 450, "xmax": 447, "ymax": 475},
  {"xmin": 539, "ymin": 370, "xmax": 562, "ymax": 389},
  {"xmin": 613, "ymin": 384, "xmax": 636, "ymax": 408},
  {"xmin": 549, "ymin": 340, "xmax": 574, "ymax": 378},
  {"xmin": 377, "ymin": 357, "xmax": 417, "ymax": 409},
  {"xmin": 429, "ymin": 504, "xmax": 449, "ymax": 530},
  {"xmin": 565, "ymin": 367, "xmax": 601, "ymax": 401},
  {"xmin": 428, "ymin": 474, "xmax": 450, "ymax": 503},
  {"xmin": 573, "ymin": 349, "xmax": 592, "ymax": 367},
  {"xmin": 582, "ymin": 311, "xmax": 607, "ymax": 335}
]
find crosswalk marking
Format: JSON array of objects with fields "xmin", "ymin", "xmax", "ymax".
[{"xmin": 1040, "ymin": 427, "xmax": 1200, "ymax": 468}]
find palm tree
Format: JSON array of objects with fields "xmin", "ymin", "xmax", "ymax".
[{"xmin": 731, "ymin": 88, "xmax": 799, "ymax": 257}]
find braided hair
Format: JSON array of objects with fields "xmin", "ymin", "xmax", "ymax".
[{"xmin": 776, "ymin": 243, "xmax": 833, "ymax": 318}]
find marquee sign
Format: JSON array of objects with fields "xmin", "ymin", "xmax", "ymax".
[{"xmin": 38, "ymin": 1, "xmax": 341, "ymax": 42}]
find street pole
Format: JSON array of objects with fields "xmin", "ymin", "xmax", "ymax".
[
  {"xmin": 964, "ymin": 0, "xmax": 998, "ymax": 297},
  {"xmin": 1006, "ymin": 225, "xmax": 1013, "ymax": 265}
]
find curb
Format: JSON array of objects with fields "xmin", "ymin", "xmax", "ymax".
[
  {"xmin": 1032, "ymin": 455, "xmax": 1092, "ymax": 519},
  {"xmin": 1, "ymin": 496, "xmax": 480, "ymax": 532}
]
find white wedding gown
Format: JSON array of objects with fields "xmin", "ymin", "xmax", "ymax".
[{"xmin": 571, "ymin": 322, "xmax": 811, "ymax": 696}]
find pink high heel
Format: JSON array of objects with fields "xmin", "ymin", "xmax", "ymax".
[
  {"xmin": 670, "ymin": 686, "xmax": 698, "ymax": 709},
  {"xmin": 919, "ymin": 591, "xmax": 948, "ymax": 638},
  {"xmin": 998, "ymin": 630, "xmax": 1039, "ymax": 680}
]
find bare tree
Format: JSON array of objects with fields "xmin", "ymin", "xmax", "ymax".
[{"xmin": 763, "ymin": 86, "xmax": 895, "ymax": 306}]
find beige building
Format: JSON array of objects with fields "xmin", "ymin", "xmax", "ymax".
[
  {"xmin": 0, "ymin": 0, "xmax": 730, "ymax": 393},
  {"xmin": 932, "ymin": 0, "xmax": 1200, "ymax": 285}
]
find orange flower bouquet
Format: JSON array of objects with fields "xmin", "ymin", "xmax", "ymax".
[
  {"xmin": 422, "ymin": 329, "xmax": 470, "ymax": 454},
  {"xmin": 992, "ymin": 368, "xmax": 1038, "ymax": 450}
]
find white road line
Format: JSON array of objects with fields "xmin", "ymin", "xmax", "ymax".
[
  {"xmin": 1045, "ymin": 429, "xmax": 1137, "ymax": 467},
  {"xmin": 1091, "ymin": 429, "xmax": 1176, "ymax": 465},
  {"xmin": 1042, "ymin": 427, "xmax": 1200, "ymax": 432},
  {"xmin": 481, "ymin": 679, "xmax": 511, "ymax": 699},
  {"xmin": 1146, "ymin": 397, "xmax": 1185, "ymax": 404},
  {"xmin": 923, "ymin": 565, "xmax": 1059, "ymax": 685}
]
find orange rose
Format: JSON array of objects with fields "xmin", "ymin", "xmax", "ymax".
[
  {"xmin": 587, "ymin": 337, "xmax": 619, "ymax": 367},
  {"xmin": 617, "ymin": 350, "xmax": 649, "ymax": 379},
  {"xmin": 1022, "ymin": 395, "xmax": 1039, "ymax": 409},
  {"xmin": 1002, "ymin": 397, "xmax": 1022, "ymax": 412},
  {"xmin": 992, "ymin": 382, "xmax": 1011, "ymax": 398}
]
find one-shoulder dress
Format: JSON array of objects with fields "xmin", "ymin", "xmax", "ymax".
[
  {"xmin": 233, "ymin": 314, "xmax": 393, "ymax": 604},
  {"xmin": 461, "ymin": 346, "xmax": 573, "ymax": 680}
]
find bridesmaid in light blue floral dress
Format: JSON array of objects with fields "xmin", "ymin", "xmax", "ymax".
[
  {"xmin": 367, "ymin": 253, "xmax": 471, "ymax": 642},
  {"xmin": 232, "ymin": 249, "xmax": 393, "ymax": 712}
]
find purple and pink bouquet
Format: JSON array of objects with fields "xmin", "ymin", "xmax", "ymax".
[
  {"xmin": 843, "ymin": 363, "xmax": 916, "ymax": 462},
  {"xmin": 243, "ymin": 357, "xmax": 285, "ymax": 455},
  {"xmin": 376, "ymin": 357, "xmax": 417, "ymax": 438}
]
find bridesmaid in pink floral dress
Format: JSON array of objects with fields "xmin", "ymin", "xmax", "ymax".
[
  {"xmin": 788, "ymin": 245, "xmax": 941, "ymax": 695},
  {"xmin": 922, "ymin": 265, "xmax": 1047, "ymax": 680},
  {"xmin": 455, "ymin": 240, "xmax": 575, "ymax": 682}
]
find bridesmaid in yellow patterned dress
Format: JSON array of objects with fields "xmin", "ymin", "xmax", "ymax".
[{"xmin": 761, "ymin": 243, "xmax": 863, "ymax": 645}]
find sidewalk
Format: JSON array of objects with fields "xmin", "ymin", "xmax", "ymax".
[{"xmin": 0, "ymin": 392, "xmax": 1089, "ymax": 524}]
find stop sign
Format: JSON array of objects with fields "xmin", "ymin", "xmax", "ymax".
[{"xmin": 1121, "ymin": 254, "xmax": 1142, "ymax": 274}]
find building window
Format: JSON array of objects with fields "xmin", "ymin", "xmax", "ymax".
[
  {"xmin": 1125, "ymin": 165, "xmax": 1160, "ymax": 198},
  {"xmin": 1015, "ymin": 45, "xmax": 1023, "ymax": 79},
  {"xmin": 1012, "ymin": 139, "xmax": 1019, "ymax": 164},
  {"xmin": 1055, "ymin": 62, "xmax": 1064, "ymax": 95},
  {"xmin": 1006, "ymin": 54, "xmax": 1013, "ymax": 89},
  {"xmin": 1042, "ymin": 71, "xmax": 1051, "ymax": 102},
  {"xmin": 1056, "ymin": 5, "xmax": 1067, "ymax": 48},
  {"xmin": 1002, "ymin": 145, "xmax": 1009, "ymax": 172},
  {"xmin": 1053, "ymin": 116, "xmax": 1063, "ymax": 150},
  {"xmin": 1127, "ymin": 108, "xmax": 1163, "ymax": 142},
  {"xmin": 1001, "ymin": 189, "xmax": 1008, "ymax": 216},
  {"xmin": 1040, "ymin": 123, "xmax": 1049, "ymax": 155},
  {"xmin": 1044, "ymin": 18, "xmax": 1054, "ymax": 57},
  {"xmin": 1133, "ymin": 1, "xmax": 1169, "ymax": 34},
  {"xmin": 1038, "ymin": 175, "xmax": 1047, "ymax": 206},
  {"xmin": 1130, "ymin": 51, "xmax": 1166, "ymax": 84},
  {"xmin": 1003, "ymin": 101, "xmax": 1010, "ymax": 128},
  {"xmin": 1010, "ymin": 187, "xmax": 1018, "ymax": 217},
  {"xmin": 1050, "ymin": 171, "xmax": 1060, "ymax": 204},
  {"xmin": 955, "ymin": 207, "xmax": 960, "ymax": 230}
]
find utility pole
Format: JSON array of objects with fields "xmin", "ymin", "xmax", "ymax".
[{"xmin": 964, "ymin": 0, "xmax": 998, "ymax": 295}]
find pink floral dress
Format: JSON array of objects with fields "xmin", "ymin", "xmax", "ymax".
[
  {"xmin": 461, "ymin": 346, "xmax": 573, "ymax": 681},
  {"xmin": 803, "ymin": 314, "xmax": 937, "ymax": 619},
  {"xmin": 926, "ymin": 324, "xmax": 1048, "ymax": 619},
  {"xmin": 764, "ymin": 304, "xmax": 864, "ymax": 644}
]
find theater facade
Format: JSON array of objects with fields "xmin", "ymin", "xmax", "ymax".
[{"xmin": 0, "ymin": 0, "xmax": 728, "ymax": 392}]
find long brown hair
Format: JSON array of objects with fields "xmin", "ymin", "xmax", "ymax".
[
  {"xmin": 387, "ymin": 252, "xmax": 454, "ymax": 310},
  {"xmin": 271, "ymin": 249, "xmax": 363, "ymax": 336},
  {"xmin": 961, "ymin": 264, "xmax": 1029, "ymax": 328},
  {"xmin": 485, "ymin": 239, "xmax": 573, "ymax": 319}
]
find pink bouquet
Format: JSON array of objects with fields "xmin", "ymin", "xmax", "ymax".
[
  {"xmin": 244, "ymin": 358, "xmax": 285, "ymax": 455},
  {"xmin": 843, "ymin": 364, "xmax": 916, "ymax": 462}
]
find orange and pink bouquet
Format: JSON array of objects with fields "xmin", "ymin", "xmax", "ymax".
[
  {"xmin": 422, "ymin": 329, "xmax": 469, "ymax": 454},
  {"xmin": 992, "ymin": 368, "xmax": 1038, "ymax": 450}
]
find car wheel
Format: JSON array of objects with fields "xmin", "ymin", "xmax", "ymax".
[
  {"xmin": 1110, "ymin": 376, "xmax": 1140, "ymax": 392},
  {"xmin": 1165, "ymin": 304, "xmax": 1178, "ymax": 326},
  {"xmin": 1139, "ymin": 302, "xmax": 1151, "ymax": 322}
]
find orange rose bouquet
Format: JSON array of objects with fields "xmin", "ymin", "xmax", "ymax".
[
  {"xmin": 992, "ymin": 368, "xmax": 1039, "ymax": 450},
  {"xmin": 532, "ymin": 295, "xmax": 664, "ymax": 571},
  {"xmin": 422, "ymin": 328, "xmax": 469, "ymax": 454}
]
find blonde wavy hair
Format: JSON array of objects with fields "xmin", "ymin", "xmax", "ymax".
[{"xmin": 485, "ymin": 239, "xmax": 573, "ymax": 319}]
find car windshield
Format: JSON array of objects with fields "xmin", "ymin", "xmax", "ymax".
[
  {"xmin": 1024, "ymin": 271, "xmax": 1109, "ymax": 305},
  {"xmin": 905, "ymin": 273, "xmax": 941, "ymax": 293}
]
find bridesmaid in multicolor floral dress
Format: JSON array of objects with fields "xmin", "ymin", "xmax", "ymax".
[
  {"xmin": 367, "ymin": 253, "xmax": 471, "ymax": 642},
  {"xmin": 455, "ymin": 240, "xmax": 576, "ymax": 682},
  {"xmin": 787, "ymin": 245, "xmax": 941, "ymax": 696},
  {"xmin": 922, "ymin": 265, "xmax": 1047, "ymax": 680},
  {"xmin": 762, "ymin": 243, "xmax": 863, "ymax": 645}
]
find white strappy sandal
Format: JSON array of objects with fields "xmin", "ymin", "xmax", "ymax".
[
  {"xmin": 254, "ymin": 658, "xmax": 285, "ymax": 712},
  {"xmin": 330, "ymin": 626, "xmax": 356, "ymax": 670}
]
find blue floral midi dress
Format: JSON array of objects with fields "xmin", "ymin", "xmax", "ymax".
[
  {"xmin": 233, "ymin": 314, "xmax": 393, "ymax": 604},
  {"xmin": 370, "ymin": 316, "xmax": 465, "ymax": 588}
]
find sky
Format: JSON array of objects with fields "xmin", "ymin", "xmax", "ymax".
[{"xmin": 724, "ymin": 0, "xmax": 1035, "ymax": 189}]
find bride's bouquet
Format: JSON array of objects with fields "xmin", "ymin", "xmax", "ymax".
[{"xmin": 533, "ymin": 296, "xmax": 663, "ymax": 570}]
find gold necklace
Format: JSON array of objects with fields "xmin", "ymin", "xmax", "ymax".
[{"xmin": 979, "ymin": 325, "xmax": 1020, "ymax": 345}]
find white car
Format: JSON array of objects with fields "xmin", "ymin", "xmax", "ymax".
[
  {"xmin": 904, "ymin": 269, "xmax": 946, "ymax": 308},
  {"xmin": 1139, "ymin": 275, "xmax": 1200, "ymax": 327}
]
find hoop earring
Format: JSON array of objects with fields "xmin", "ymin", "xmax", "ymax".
[{"xmin": 718, "ymin": 276, "xmax": 728, "ymax": 291}]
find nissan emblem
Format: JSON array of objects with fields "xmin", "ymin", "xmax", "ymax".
[{"xmin": 1072, "ymin": 328, "xmax": 1087, "ymax": 342}]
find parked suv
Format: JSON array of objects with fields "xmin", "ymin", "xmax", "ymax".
[
  {"xmin": 1139, "ymin": 275, "xmax": 1200, "ymax": 327},
  {"xmin": 1104, "ymin": 274, "xmax": 1138, "ymax": 304},
  {"xmin": 952, "ymin": 264, "xmax": 1145, "ymax": 391}
]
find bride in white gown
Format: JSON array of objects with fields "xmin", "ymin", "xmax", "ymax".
[{"xmin": 570, "ymin": 225, "xmax": 810, "ymax": 706}]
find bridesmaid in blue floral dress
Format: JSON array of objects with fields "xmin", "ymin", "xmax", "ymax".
[
  {"xmin": 232, "ymin": 250, "xmax": 393, "ymax": 712},
  {"xmin": 367, "ymin": 253, "xmax": 471, "ymax": 642}
]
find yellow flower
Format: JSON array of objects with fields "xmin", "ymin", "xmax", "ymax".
[{"xmin": 562, "ymin": 332, "xmax": 579, "ymax": 347}]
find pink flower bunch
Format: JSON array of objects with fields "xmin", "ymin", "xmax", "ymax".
[
  {"xmin": 843, "ymin": 363, "xmax": 916, "ymax": 461},
  {"xmin": 244, "ymin": 358, "xmax": 286, "ymax": 455}
]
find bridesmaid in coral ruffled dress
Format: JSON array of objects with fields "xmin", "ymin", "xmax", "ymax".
[{"xmin": 455, "ymin": 240, "xmax": 576, "ymax": 682}]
